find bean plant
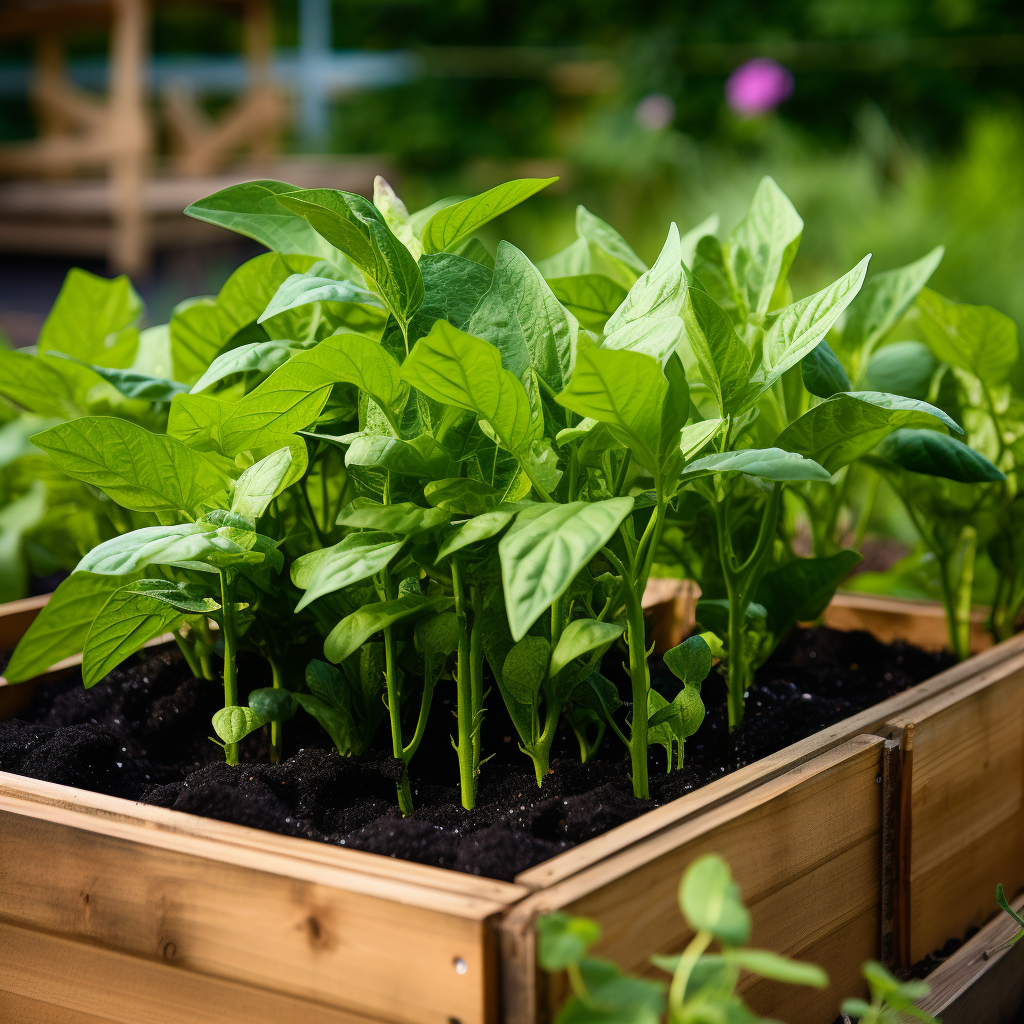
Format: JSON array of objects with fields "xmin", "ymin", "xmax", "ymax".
[{"xmin": 4, "ymin": 172, "xmax": 1004, "ymax": 813}]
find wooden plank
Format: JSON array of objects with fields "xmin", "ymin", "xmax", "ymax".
[
  {"xmin": 0, "ymin": 594, "xmax": 49, "ymax": 651},
  {"xmin": 916, "ymin": 892, "xmax": 1024, "ymax": 1024},
  {"xmin": 0, "ymin": 920, "xmax": 389, "ymax": 1024},
  {"xmin": 498, "ymin": 735, "xmax": 884, "ymax": 1024},
  {"xmin": 886, "ymin": 658, "xmax": 1024, "ymax": 964},
  {"xmin": 515, "ymin": 637, "xmax": 1024, "ymax": 890},
  {"xmin": 0, "ymin": 803, "xmax": 504, "ymax": 1024}
]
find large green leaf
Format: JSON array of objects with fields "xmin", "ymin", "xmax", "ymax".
[
  {"xmin": 756, "ymin": 550, "xmax": 863, "ymax": 634},
  {"xmin": 324, "ymin": 594, "xmax": 453, "ymax": 662},
  {"xmin": 436, "ymin": 508, "xmax": 517, "ymax": 560},
  {"xmin": 230, "ymin": 446, "xmax": 293, "ymax": 519},
  {"xmin": 760, "ymin": 256, "xmax": 871, "ymax": 388},
  {"xmin": 274, "ymin": 189, "xmax": 423, "ymax": 331},
  {"xmin": 4, "ymin": 572, "xmax": 136, "ymax": 682},
  {"xmin": 115, "ymin": 578, "xmax": 221, "ymax": 615},
  {"xmin": 374, "ymin": 175, "xmax": 422, "ymax": 259},
  {"xmin": 876, "ymin": 428, "xmax": 1006, "ymax": 483},
  {"xmin": 499, "ymin": 498, "xmax": 634, "ymax": 640},
  {"xmin": 861, "ymin": 340, "xmax": 938, "ymax": 401},
  {"xmin": 71, "ymin": 362, "xmax": 189, "ymax": 402},
  {"xmin": 916, "ymin": 288, "xmax": 1019, "ymax": 387},
  {"xmin": 0, "ymin": 349, "xmax": 131, "ymax": 420},
  {"xmin": 776, "ymin": 391, "xmax": 961, "ymax": 473},
  {"xmin": 801, "ymin": 340, "xmax": 852, "ymax": 399},
  {"xmin": 82, "ymin": 585, "xmax": 185, "ymax": 687},
  {"xmin": 0, "ymin": 482, "xmax": 48, "ymax": 602},
  {"xmin": 342, "ymin": 432, "xmax": 452, "ymax": 479},
  {"xmin": 682, "ymin": 286, "xmax": 757, "ymax": 415},
  {"xmin": 679, "ymin": 853, "xmax": 751, "ymax": 946},
  {"xmin": 336, "ymin": 497, "xmax": 450, "ymax": 534},
  {"xmin": 184, "ymin": 180, "xmax": 346, "ymax": 259},
  {"xmin": 401, "ymin": 320, "xmax": 541, "ymax": 454},
  {"xmin": 841, "ymin": 246, "xmax": 944, "ymax": 356},
  {"xmin": 681, "ymin": 448, "xmax": 831, "ymax": 482},
  {"xmin": 32, "ymin": 417, "xmax": 231, "ymax": 514},
  {"xmin": 547, "ymin": 274, "xmax": 628, "ymax": 332},
  {"xmin": 722, "ymin": 949, "xmax": 828, "ymax": 989},
  {"xmin": 220, "ymin": 334, "xmax": 406, "ymax": 452},
  {"xmin": 37, "ymin": 267, "xmax": 141, "ymax": 369},
  {"xmin": 190, "ymin": 339, "xmax": 308, "ymax": 394},
  {"xmin": 556, "ymin": 336, "xmax": 667, "ymax": 475},
  {"xmin": 728, "ymin": 175, "xmax": 804, "ymax": 317},
  {"xmin": 501, "ymin": 635, "xmax": 549, "ymax": 708},
  {"xmin": 421, "ymin": 177, "xmax": 557, "ymax": 254},
  {"xmin": 466, "ymin": 241, "xmax": 577, "ymax": 391},
  {"xmin": 549, "ymin": 618, "xmax": 624, "ymax": 678},
  {"xmin": 537, "ymin": 205, "xmax": 646, "ymax": 290},
  {"xmin": 257, "ymin": 272, "xmax": 380, "ymax": 323},
  {"xmin": 603, "ymin": 224, "xmax": 686, "ymax": 359},
  {"xmin": 291, "ymin": 532, "xmax": 405, "ymax": 611}
]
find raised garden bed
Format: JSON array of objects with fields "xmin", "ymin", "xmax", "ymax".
[{"xmin": 3, "ymin": 592, "xmax": 1023, "ymax": 1024}]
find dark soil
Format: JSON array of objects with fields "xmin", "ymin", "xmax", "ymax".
[{"xmin": 0, "ymin": 626, "xmax": 954, "ymax": 882}]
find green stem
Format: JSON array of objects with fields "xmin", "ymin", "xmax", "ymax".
[
  {"xmin": 602, "ymin": 545, "xmax": 650, "ymax": 800},
  {"xmin": 469, "ymin": 584, "xmax": 485, "ymax": 776},
  {"xmin": 668, "ymin": 929, "xmax": 713, "ymax": 1019},
  {"xmin": 452, "ymin": 559, "xmax": 476, "ymax": 810},
  {"xmin": 194, "ymin": 616, "xmax": 216, "ymax": 681},
  {"xmin": 612, "ymin": 450, "xmax": 632, "ymax": 497},
  {"xmin": 529, "ymin": 699, "xmax": 562, "ymax": 787},
  {"xmin": 381, "ymin": 573, "xmax": 413, "ymax": 814},
  {"xmin": 269, "ymin": 659, "xmax": 284, "ymax": 765},
  {"xmin": 953, "ymin": 525, "xmax": 977, "ymax": 661},
  {"xmin": 851, "ymin": 468, "xmax": 880, "ymax": 551},
  {"xmin": 218, "ymin": 572, "xmax": 239, "ymax": 766},
  {"xmin": 300, "ymin": 478, "xmax": 326, "ymax": 548},
  {"xmin": 174, "ymin": 632, "xmax": 203, "ymax": 679},
  {"xmin": 403, "ymin": 677, "xmax": 436, "ymax": 764}
]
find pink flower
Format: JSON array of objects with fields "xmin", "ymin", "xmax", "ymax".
[{"xmin": 725, "ymin": 58, "xmax": 794, "ymax": 117}]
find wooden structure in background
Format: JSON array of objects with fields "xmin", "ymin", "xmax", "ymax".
[{"xmin": 0, "ymin": 0, "xmax": 300, "ymax": 274}]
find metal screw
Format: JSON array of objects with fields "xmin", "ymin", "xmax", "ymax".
[{"xmin": 453, "ymin": 957, "xmax": 468, "ymax": 975}]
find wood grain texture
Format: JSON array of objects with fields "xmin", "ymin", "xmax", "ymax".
[
  {"xmin": 498, "ymin": 735, "xmax": 885, "ymax": 1024},
  {"xmin": 887, "ymin": 660, "xmax": 1024, "ymax": 964},
  {"xmin": 515, "ymin": 638, "xmax": 1024, "ymax": 891},
  {"xmin": 916, "ymin": 891, "xmax": 1024, "ymax": 1024},
  {"xmin": 0, "ymin": 920, "xmax": 390, "ymax": 1024},
  {"xmin": 0, "ymin": 799, "xmax": 506, "ymax": 1024}
]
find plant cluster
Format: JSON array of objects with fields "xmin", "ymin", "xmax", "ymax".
[{"xmin": 4, "ymin": 172, "xmax": 1002, "ymax": 812}]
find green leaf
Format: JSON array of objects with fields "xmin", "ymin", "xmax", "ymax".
[
  {"xmin": 3, "ymin": 572, "xmax": 129, "ymax": 682},
  {"xmin": 862, "ymin": 340, "xmax": 938, "ymax": 401},
  {"xmin": 184, "ymin": 180, "xmax": 347, "ymax": 260},
  {"xmin": 336, "ymin": 497, "xmax": 450, "ymax": 534},
  {"xmin": 502, "ymin": 636, "xmax": 550, "ymax": 705},
  {"xmin": 603, "ymin": 224, "xmax": 686, "ymax": 359},
  {"xmin": 115, "ymin": 578, "xmax": 220, "ymax": 614},
  {"xmin": 258, "ymin": 273, "xmax": 380, "ymax": 323},
  {"xmin": 324, "ymin": 594, "xmax": 453, "ymax": 662},
  {"xmin": 273, "ymin": 188, "xmax": 423, "ymax": 330},
  {"xmin": 756, "ymin": 551, "xmax": 863, "ymax": 634},
  {"xmin": 231, "ymin": 446, "xmax": 293, "ymax": 518},
  {"xmin": 214, "ymin": 688, "xmax": 298, "ymax": 743},
  {"xmin": 801, "ymin": 340, "xmax": 851, "ymax": 399},
  {"xmin": 876, "ymin": 428, "xmax": 1005, "ymax": 483},
  {"xmin": 466, "ymin": 241, "xmax": 578, "ymax": 391},
  {"xmin": 549, "ymin": 619, "xmax": 624, "ymax": 678},
  {"xmin": 916, "ymin": 287, "xmax": 1019, "ymax": 386},
  {"xmin": 68, "ymin": 362, "xmax": 188, "ymax": 402},
  {"xmin": 679, "ymin": 418, "xmax": 724, "ymax": 458},
  {"xmin": 682, "ymin": 286, "xmax": 757, "ymax": 415},
  {"xmin": 547, "ymin": 274, "xmax": 628, "ymax": 332},
  {"xmin": 499, "ymin": 498, "xmax": 634, "ymax": 640},
  {"xmin": 401, "ymin": 320, "xmax": 541, "ymax": 454},
  {"xmin": 38, "ymin": 267, "xmax": 141, "ymax": 368},
  {"xmin": 343, "ymin": 433, "xmax": 451, "ymax": 479},
  {"xmin": 190, "ymin": 339, "xmax": 308, "ymax": 394},
  {"xmin": 0, "ymin": 349, "xmax": 130, "ymax": 420},
  {"xmin": 32, "ymin": 417, "xmax": 231, "ymax": 514},
  {"xmin": 760, "ymin": 256, "xmax": 871, "ymax": 388},
  {"xmin": 728, "ymin": 175, "xmax": 804, "ymax": 316},
  {"xmin": 305, "ymin": 659, "xmax": 350, "ymax": 710},
  {"xmin": 723, "ymin": 949, "xmax": 828, "ymax": 988},
  {"xmin": 536, "ymin": 912, "xmax": 602, "ymax": 971},
  {"xmin": 568, "ymin": 960, "xmax": 665, "ymax": 1024},
  {"xmin": 82, "ymin": 585, "xmax": 185, "ymax": 686},
  {"xmin": 436, "ymin": 508, "xmax": 517, "ymax": 560},
  {"xmin": 291, "ymin": 532, "xmax": 405, "ymax": 611},
  {"xmin": 679, "ymin": 853, "xmax": 751, "ymax": 946},
  {"xmin": 374, "ymin": 175, "xmax": 423, "ymax": 259},
  {"xmin": 842, "ymin": 246, "xmax": 944, "ymax": 355},
  {"xmin": 220, "ymin": 334, "xmax": 406, "ymax": 453},
  {"xmin": 424, "ymin": 477, "xmax": 499, "ymax": 515},
  {"xmin": 662, "ymin": 634, "xmax": 713, "ymax": 687},
  {"xmin": 776, "ymin": 391, "xmax": 961, "ymax": 474},
  {"xmin": 556, "ymin": 336, "xmax": 667, "ymax": 475},
  {"xmin": 421, "ymin": 177, "xmax": 557, "ymax": 254},
  {"xmin": 681, "ymin": 448, "xmax": 831, "ymax": 482}
]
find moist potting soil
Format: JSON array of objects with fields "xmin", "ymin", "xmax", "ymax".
[{"xmin": 0, "ymin": 626, "xmax": 953, "ymax": 881}]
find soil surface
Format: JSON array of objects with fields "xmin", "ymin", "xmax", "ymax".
[{"xmin": 0, "ymin": 626, "xmax": 954, "ymax": 881}]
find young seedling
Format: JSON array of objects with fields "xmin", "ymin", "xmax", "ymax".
[{"xmin": 840, "ymin": 962, "xmax": 937, "ymax": 1024}]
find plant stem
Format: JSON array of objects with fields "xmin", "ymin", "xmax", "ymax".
[
  {"xmin": 953, "ymin": 525, "xmax": 977, "ymax": 661},
  {"xmin": 602, "ymin": 545, "xmax": 650, "ymax": 799},
  {"xmin": 218, "ymin": 572, "xmax": 239, "ymax": 766},
  {"xmin": 269, "ymin": 659, "xmax": 284, "ymax": 765},
  {"xmin": 850, "ymin": 468, "xmax": 880, "ymax": 551},
  {"xmin": 668, "ymin": 929, "xmax": 713, "ymax": 1019},
  {"xmin": 194, "ymin": 616, "xmax": 216, "ymax": 681},
  {"xmin": 469, "ymin": 584, "xmax": 485, "ymax": 775},
  {"xmin": 530, "ymin": 700, "xmax": 562, "ymax": 787},
  {"xmin": 612, "ymin": 450, "xmax": 632, "ymax": 497},
  {"xmin": 300, "ymin": 478, "xmax": 326, "ymax": 548},
  {"xmin": 451, "ymin": 558, "xmax": 476, "ymax": 810},
  {"xmin": 174, "ymin": 631, "xmax": 203, "ymax": 679},
  {"xmin": 381, "ymin": 574, "xmax": 413, "ymax": 814}
]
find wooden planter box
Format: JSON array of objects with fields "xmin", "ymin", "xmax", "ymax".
[{"xmin": 2, "ymin": 593, "xmax": 1023, "ymax": 1024}]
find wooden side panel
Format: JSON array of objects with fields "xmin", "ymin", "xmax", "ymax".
[
  {"xmin": 498, "ymin": 736, "xmax": 884, "ymax": 1024},
  {"xmin": 888, "ymin": 662, "xmax": 1024, "ymax": 963},
  {"xmin": 0, "ymin": 921, "xmax": 387, "ymax": 1024},
  {"xmin": 0, "ymin": 809, "xmax": 496, "ymax": 1024}
]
